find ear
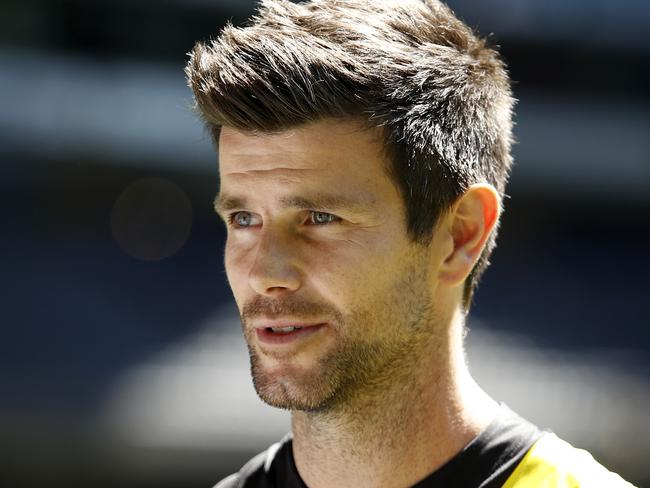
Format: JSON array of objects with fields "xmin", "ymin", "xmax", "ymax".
[{"xmin": 438, "ymin": 184, "xmax": 501, "ymax": 287}]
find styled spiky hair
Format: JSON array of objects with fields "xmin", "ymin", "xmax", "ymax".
[{"xmin": 186, "ymin": 0, "xmax": 515, "ymax": 308}]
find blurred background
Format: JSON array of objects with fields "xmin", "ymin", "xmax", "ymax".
[{"xmin": 1, "ymin": 0, "xmax": 649, "ymax": 486}]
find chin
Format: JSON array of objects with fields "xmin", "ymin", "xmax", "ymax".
[{"xmin": 250, "ymin": 353, "xmax": 339, "ymax": 412}]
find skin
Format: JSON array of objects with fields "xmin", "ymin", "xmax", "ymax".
[{"xmin": 216, "ymin": 118, "xmax": 501, "ymax": 488}]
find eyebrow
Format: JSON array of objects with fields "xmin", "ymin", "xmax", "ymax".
[{"xmin": 213, "ymin": 192, "xmax": 375, "ymax": 216}]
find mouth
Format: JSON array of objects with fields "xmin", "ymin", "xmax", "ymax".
[{"xmin": 253, "ymin": 321, "xmax": 327, "ymax": 345}]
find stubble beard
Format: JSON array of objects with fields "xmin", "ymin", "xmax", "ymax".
[{"xmin": 242, "ymin": 255, "xmax": 437, "ymax": 415}]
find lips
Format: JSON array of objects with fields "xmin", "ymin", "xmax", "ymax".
[{"xmin": 254, "ymin": 321, "xmax": 326, "ymax": 345}]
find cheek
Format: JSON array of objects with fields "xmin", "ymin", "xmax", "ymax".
[
  {"xmin": 223, "ymin": 240, "xmax": 251, "ymax": 302},
  {"xmin": 304, "ymin": 244, "xmax": 398, "ymax": 307}
]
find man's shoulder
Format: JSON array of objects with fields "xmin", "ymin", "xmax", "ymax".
[
  {"xmin": 213, "ymin": 437, "xmax": 290, "ymax": 488},
  {"xmin": 503, "ymin": 432, "xmax": 637, "ymax": 488}
]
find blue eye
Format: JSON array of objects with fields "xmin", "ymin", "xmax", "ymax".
[
  {"xmin": 231, "ymin": 211, "xmax": 253, "ymax": 227},
  {"xmin": 309, "ymin": 211, "xmax": 339, "ymax": 225}
]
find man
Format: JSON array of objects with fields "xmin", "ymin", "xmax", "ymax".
[{"xmin": 186, "ymin": 0, "xmax": 635, "ymax": 486}]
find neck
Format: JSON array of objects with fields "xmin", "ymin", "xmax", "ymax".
[{"xmin": 290, "ymin": 312, "xmax": 499, "ymax": 488}]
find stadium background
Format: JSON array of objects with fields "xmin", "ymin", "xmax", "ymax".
[{"xmin": 1, "ymin": 0, "xmax": 649, "ymax": 486}]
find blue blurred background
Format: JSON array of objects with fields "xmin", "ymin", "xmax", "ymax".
[{"xmin": 1, "ymin": 0, "xmax": 649, "ymax": 486}]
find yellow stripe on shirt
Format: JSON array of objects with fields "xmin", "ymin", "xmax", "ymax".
[{"xmin": 502, "ymin": 433, "xmax": 637, "ymax": 488}]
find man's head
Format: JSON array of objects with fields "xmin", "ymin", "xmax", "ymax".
[
  {"xmin": 186, "ymin": 0, "xmax": 512, "ymax": 412},
  {"xmin": 186, "ymin": 0, "xmax": 515, "ymax": 308},
  {"xmin": 213, "ymin": 120, "xmax": 496, "ymax": 413}
]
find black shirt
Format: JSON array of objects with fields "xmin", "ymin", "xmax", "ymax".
[{"xmin": 215, "ymin": 405, "xmax": 543, "ymax": 488}]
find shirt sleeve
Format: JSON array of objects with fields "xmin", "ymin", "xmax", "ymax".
[{"xmin": 214, "ymin": 472, "xmax": 240, "ymax": 488}]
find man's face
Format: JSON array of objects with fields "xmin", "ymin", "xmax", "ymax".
[{"xmin": 217, "ymin": 119, "xmax": 443, "ymax": 412}]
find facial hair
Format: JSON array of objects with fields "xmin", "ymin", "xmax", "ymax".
[{"xmin": 240, "ymin": 253, "xmax": 436, "ymax": 414}]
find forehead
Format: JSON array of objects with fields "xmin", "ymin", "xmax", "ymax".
[{"xmin": 218, "ymin": 119, "xmax": 390, "ymax": 183}]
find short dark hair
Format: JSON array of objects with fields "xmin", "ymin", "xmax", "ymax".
[{"xmin": 186, "ymin": 0, "xmax": 515, "ymax": 309}]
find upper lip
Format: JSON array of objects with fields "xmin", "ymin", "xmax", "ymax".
[{"xmin": 252, "ymin": 319, "xmax": 326, "ymax": 329}]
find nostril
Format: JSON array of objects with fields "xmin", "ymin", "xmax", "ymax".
[{"xmin": 248, "ymin": 268, "xmax": 302, "ymax": 295}]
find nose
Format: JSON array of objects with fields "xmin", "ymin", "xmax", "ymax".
[{"xmin": 248, "ymin": 228, "xmax": 302, "ymax": 296}]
